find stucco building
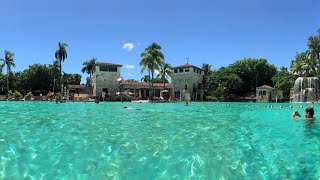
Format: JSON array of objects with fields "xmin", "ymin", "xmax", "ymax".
[
  {"xmin": 92, "ymin": 62, "xmax": 173, "ymax": 100},
  {"xmin": 172, "ymin": 64, "xmax": 204, "ymax": 101},
  {"xmin": 120, "ymin": 81, "xmax": 172, "ymax": 100},
  {"xmin": 256, "ymin": 85, "xmax": 283, "ymax": 102},
  {"xmin": 92, "ymin": 62, "xmax": 122, "ymax": 97}
]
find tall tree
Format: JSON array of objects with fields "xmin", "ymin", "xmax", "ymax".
[
  {"xmin": 81, "ymin": 57, "xmax": 96, "ymax": 82},
  {"xmin": 307, "ymin": 30, "xmax": 320, "ymax": 75},
  {"xmin": 55, "ymin": 42, "xmax": 68, "ymax": 97},
  {"xmin": 62, "ymin": 73, "xmax": 81, "ymax": 86},
  {"xmin": 202, "ymin": 64, "xmax": 213, "ymax": 86},
  {"xmin": 272, "ymin": 67, "xmax": 295, "ymax": 100},
  {"xmin": 202, "ymin": 63, "xmax": 214, "ymax": 96},
  {"xmin": 157, "ymin": 63, "xmax": 173, "ymax": 92},
  {"xmin": 230, "ymin": 58, "xmax": 277, "ymax": 94},
  {"xmin": 290, "ymin": 53, "xmax": 307, "ymax": 76},
  {"xmin": 48, "ymin": 60, "xmax": 60, "ymax": 93},
  {"xmin": 0, "ymin": 51, "xmax": 15, "ymax": 93},
  {"xmin": 140, "ymin": 42, "xmax": 164, "ymax": 98}
]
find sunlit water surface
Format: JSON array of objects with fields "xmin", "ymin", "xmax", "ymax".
[{"xmin": 0, "ymin": 102, "xmax": 320, "ymax": 179}]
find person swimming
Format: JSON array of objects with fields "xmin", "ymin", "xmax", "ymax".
[{"xmin": 124, "ymin": 106, "xmax": 142, "ymax": 110}]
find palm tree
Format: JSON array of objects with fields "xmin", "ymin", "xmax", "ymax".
[
  {"xmin": 141, "ymin": 75, "xmax": 150, "ymax": 83},
  {"xmin": 307, "ymin": 35, "xmax": 320, "ymax": 75},
  {"xmin": 140, "ymin": 42, "xmax": 164, "ymax": 98},
  {"xmin": 290, "ymin": 53, "xmax": 307, "ymax": 76},
  {"xmin": 81, "ymin": 57, "xmax": 96, "ymax": 84},
  {"xmin": 0, "ymin": 51, "xmax": 15, "ymax": 93},
  {"xmin": 157, "ymin": 63, "xmax": 173, "ymax": 93},
  {"xmin": 202, "ymin": 63, "xmax": 213, "ymax": 87},
  {"xmin": 55, "ymin": 42, "xmax": 68, "ymax": 98},
  {"xmin": 49, "ymin": 59, "xmax": 60, "ymax": 93}
]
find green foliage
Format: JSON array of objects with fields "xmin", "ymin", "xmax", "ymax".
[
  {"xmin": 140, "ymin": 42, "xmax": 165, "ymax": 98},
  {"xmin": 55, "ymin": 42, "xmax": 68, "ymax": 95},
  {"xmin": 209, "ymin": 67, "xmax": 243, "ymax": 97},
  {"xmin": 153, "ymin": 77, "xmax": 168, "ymax": 83},
  {"xmin": 55, "ymin": 92, "xmax": 61, "ymax": 98},
  {"xmin": 126, "ymin": 79, "xmax": 139, "ymax": 82},
  {"xmin": 62, "ymin": 73, "xmax": 81, "ymax": 86},
  {"xmin": 24, "ymin": 91, "xmax": 33, "ymax": 99},
  {"xmin": 0, "ymin": 50, "xmax": 15, "ymax": 92},
  {"xmin": 272, "ymin": 67, "xmax": 295, "ymax": 100},
  {"xmin": 209, "ymin": 58, "xmax": 277, "ymax": 97},
  {"xmin": 11, "ymin": 64, "xmax": 52, "ymax": 92},
  {"xmin": 82, "ymin": 58, "xmax": 96, "ymax": 78},
  {"xmin": 202, "ymin": 63, "xmax": 214, "ymax": 96},
  {"xmin": 141, "ymin": 75, "xmax": 150, "ymax": 82},
  {"xmin": 202, "ymin": 63, "xmax": 213, "ymax": 86},
  {"xmin": 47, "ymin": 92, "xmax": 55, "ymax": 99},
  {"xmin": 14, "ymin": 90, "xmax": 23, "ymax": 98},
  {"xmin": 157, "ymin": 63, "xmax": 173, "ymax": 92},
  {"xmin": 290, "ymin": 29, "xmax": 320, "ymax": 77},
  {"xmin": 228, "ymin": 58, "xmax": 277, "ymax": 94}
]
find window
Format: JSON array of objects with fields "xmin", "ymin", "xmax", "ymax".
[
  {"xmin": 99, "ymin": 66, "xmax": 118, "ymax": 72},
  {"xmin": 194, "ymin": 68, "xmax": 196, "ymax": 72},
  {"xmin": 174, "ymin": 69, "xmax": 178, "ymax": 73},
  {"xmin": 100, "ymin": 66, "xmax": 109, "ymax": 71},
  {"xmin": 185, "ymin": 68, "xmax": 189, "ymax": 72},
  {"xmin": 109, "ymin": 67, "xmax": 117, "ymax": 72},
  {"xmin": 197, "ymin": 69, "xmax": 199, "ymax": 74},
  {"xmin": 185, "ymin": 85, "xmax": 187, "ymax": 89},
  {"xmin": 179, "ymin": 69, "xmax": 183, "ymax": 73}
]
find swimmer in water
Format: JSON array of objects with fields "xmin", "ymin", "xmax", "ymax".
[
  {"xmin": 124, "ymin": 106, "xmax": 142, "ymax": 110},
  {"xmin": 292, "ymin": 107, "xmax": 315, "ymax": 120}
]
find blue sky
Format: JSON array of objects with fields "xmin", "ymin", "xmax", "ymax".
[{"xmin": 1, "ymin": 0, "xmax": 320, "ymax": 83}]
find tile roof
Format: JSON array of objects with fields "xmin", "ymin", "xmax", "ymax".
[
  {"xmin": 257, "ymin": 85, "xmax": 274, "ymax": 89},
  {"xmin": 120, "ymin": 81, "xmax": 172, "ymax": 88},
  {"xmin": 173, "ymin": 64, "xmax": 203, "ymax": 70},
  {"xmin": 95, "ymin": 62, "xmax": 123, "ymax": 67},
  {"xmin": 67, "ymin": 85, "xmax": 87, "ymax": 89}
]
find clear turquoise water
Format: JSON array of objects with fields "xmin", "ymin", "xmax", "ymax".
[{"xmin": 1, "ymin": 102, "xmax": 320, "ymax": 179}]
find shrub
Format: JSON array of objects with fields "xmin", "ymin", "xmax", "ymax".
[
  {"xmin": 14, "ymin": 90, "xmax": 23, "ymax": 98},
  {"xmin": 47, "ymin": 92, "xmax": 55, "ymax": 99},
  {"xmin": 24, "ymin": 92, "xmax": 33, "ymax": 99}
]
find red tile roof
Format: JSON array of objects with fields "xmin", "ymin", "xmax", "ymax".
[
  {"xmin": 120, "ymin": 81, "xmax": 172, "ymax": 88},
  {"xmin": 67, "ymin": 85, "xmax": 87, "ymax": 89},
  {"xmin": 257, "ymin": 85, "xmax": 274, "ymax": 89}
]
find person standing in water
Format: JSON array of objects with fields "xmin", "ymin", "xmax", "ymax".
[{"xmin": 292, "ymin": 107, "xmax": 315, "ymax": 120}]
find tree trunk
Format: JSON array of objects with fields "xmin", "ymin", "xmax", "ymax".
[
  {"xmin": 151, "ymin": 72, "xmax": 154, "ymax": 99},
  {"xmin": 148, "ymin": 72, "xmax": 151, "ymax": 99},
  {"xmin": 53, "ymin": 78, "xmax": 56, "ymax": 93},
  {"xmin": 163, "ymin": 76, "xmax": 165, "ymax": 98},
  {"xmin": 60, "ymin": 60, "xmax": 63, "ymax": 102},
  {"xmin": 6, "ymin": 67, "xmax": 9, "ymax": 93}
]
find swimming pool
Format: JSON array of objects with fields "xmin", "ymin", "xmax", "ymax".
[{"xmin": 0, "ymin": 102, "xmax": 319, "ymax": 179}]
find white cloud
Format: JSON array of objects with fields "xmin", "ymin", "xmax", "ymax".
[
  {"xmin": 122, "ymin": 43, "xmax": 135, "ymax": 51},
  {"xmin": 155, "ymin": 70, "xmax": 159, "ymax": 75},
  {"xmin": 124, "ymin": 64, "xmax": 135, "ymax": 69}
]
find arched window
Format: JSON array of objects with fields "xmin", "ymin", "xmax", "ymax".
[{"xmin": 263, "ymin": 91, "xmax": 266, "ymax": 95}]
